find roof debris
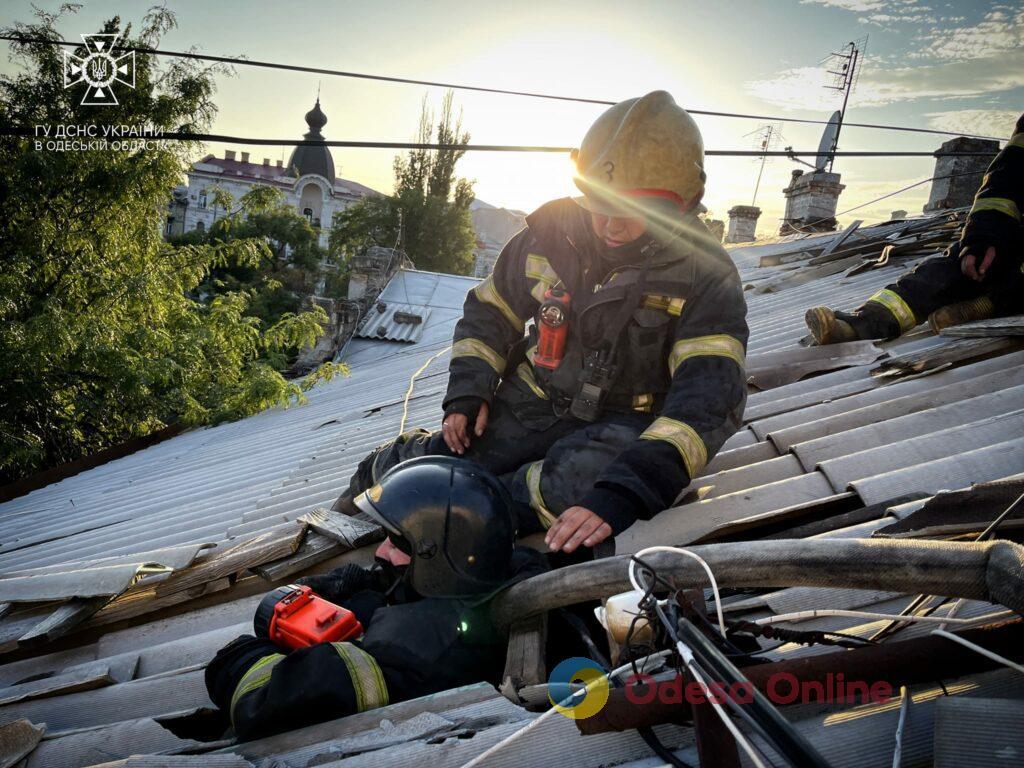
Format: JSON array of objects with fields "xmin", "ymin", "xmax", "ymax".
[{"xmin": 1, "ymin": 206, "xmax": 1023, "ymax": 766}]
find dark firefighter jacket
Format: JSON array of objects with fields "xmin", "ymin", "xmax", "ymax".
[
  {"xmin": 959, "ymin": 112, "xmax": 1024, "ymax": 260},
  {"xmin": 444, "ymin": 197, "xmax": 749, "ymax": 533},
  {"xmin": 205, "ymin": 552, "xmax": 544, "ymax": 741}
]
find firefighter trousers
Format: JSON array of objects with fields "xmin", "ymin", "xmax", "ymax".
[
  {"xmin": 838, "ymin": 247, "xmax": 1024, "ymax": 339},
  {"xmin": 344, "ymin": 388, "xmax": 655, "ymax": 535}
]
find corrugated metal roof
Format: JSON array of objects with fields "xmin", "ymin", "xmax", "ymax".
[
  {"xmin": 2, "ymin": 215, "xmax": 1023, "ymax": 767},
  {"xmin": 354, "ymin": 302, "xmax": 433, "ymax": 343}
]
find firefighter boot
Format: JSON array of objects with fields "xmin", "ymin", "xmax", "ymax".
[
  {"xmin": 928, "ymin": 296, "xmax": 995, "ymax": 334},
  {"xmin": 805, "ymin": 306, "xmax": 860, "ymax": 345}
]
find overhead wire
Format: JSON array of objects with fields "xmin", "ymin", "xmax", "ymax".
[
  {"xmin": 0, "ymin": 33, "xmax": 1011, "ymax": 142},
  {"xmin": 3, "ymin": 125, "xmax": 1002, "ymax": 157}
]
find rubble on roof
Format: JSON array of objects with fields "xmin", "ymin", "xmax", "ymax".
[{"xmin": 1, "ymin": 205, "xmax": 1023, "ymax": 767}]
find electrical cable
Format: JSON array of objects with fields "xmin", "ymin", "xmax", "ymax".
[
  {"xmin": 0, "ymin": 33, "xmax": 1009, "ymax": 142},
  {"xmin": 4, "ymin": 125, "xmax": 1004, "ymax": 157},
  {"xmin": 630, "ymin": 546, "xmax": 727, "ymax": 636},
  {"xmin": 930, "ymin": 629, "xmax": 1024, "ymax": 675}
]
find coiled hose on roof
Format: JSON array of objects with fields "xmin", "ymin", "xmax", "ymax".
[{"xmin": 492, "ymin": 537, "xmax": 1024, "ymax": 629}]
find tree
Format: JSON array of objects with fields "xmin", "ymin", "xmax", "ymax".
[
  {"xmin": 176, "ymin": 186, "xmax": 335, "ymax": 329},
  {"xmin": 331, "ymin": 92, "xmax": 476, "ymax": 275},
  {"xmin": 0, "ymin": 7, "xmax": 343, "ymax": 484}
]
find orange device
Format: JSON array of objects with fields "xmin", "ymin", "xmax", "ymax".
[
  {"xmin": 534, "ymin": 287, "xmax": 571, "ymax": 369},
  {"xmin": 254, "ymin": 584, "xmax": 363, "ymax": 650}
]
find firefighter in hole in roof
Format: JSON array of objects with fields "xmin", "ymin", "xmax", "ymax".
[
  {"xmin": 206, "ymin": 457, "xmax": 546, "ymax": 740},
  {"xmin": 334, "ymin": 90, "xmax": 749, "ymax": 553},
  {"xmin": 806, "ymin": 111, "xmax": 1024, "ymax": 344}
]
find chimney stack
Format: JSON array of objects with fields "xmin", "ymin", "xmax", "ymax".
[
  {"xmin": 924, "ymin": 137, "xmax": 998, "ymax": 212},
  {"xmin": 240, "ymin": 151, "xmax": 250, "ymax": 163},
  {"xmin": 224, "ymin": 150, "xmax": 236, "ymax": 161},
  {"xmin": 276, "ymin": 159, "xmax": 283, "ymax": 168},
  {"xmin": 262, "ymin": 158, "xmax": 270, "ymax": 166}
]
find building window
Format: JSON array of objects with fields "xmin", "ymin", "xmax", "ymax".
[
  {"xmin": 195, "ymin": 220, "xmax": 205, "ymax": 233},
  {"xmin": 303, "ymin": 207, "xmax": 314, "ymax": 222},
  {"xmin": 198, "ymin": 190, "xmax": 207, "ymax": 209}
]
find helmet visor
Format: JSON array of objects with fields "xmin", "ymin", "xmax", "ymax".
[{"xmin": 353, "ymin": 487, "xmax": 402, "ymax": 537}]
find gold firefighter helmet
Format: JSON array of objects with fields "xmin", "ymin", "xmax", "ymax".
[{"xmin": 572, "ymin": 90, "xmax": 705, "ymax": 218}]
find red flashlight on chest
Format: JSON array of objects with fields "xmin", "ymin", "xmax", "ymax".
[
  {"xmin": 534, "ymin": 287, "xmax": 571, "ymax": 370},
  {"xmin": 254, "ymin": 585, "xmax": 363, "ymax": 650}
]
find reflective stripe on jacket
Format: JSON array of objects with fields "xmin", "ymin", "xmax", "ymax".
[{"xmin": 444, "ymin": 197, "xmax": 749, "ymax": 532}]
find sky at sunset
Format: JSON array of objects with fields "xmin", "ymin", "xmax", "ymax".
[{"xmin": 3, "ymin": 0, "xmax": 1022, "ymax": 236}]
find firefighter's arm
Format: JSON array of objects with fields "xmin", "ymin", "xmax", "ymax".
[
  {"xmin": 443, "ymin": 229, "xmax": 537, "ymax": 409},
  {"xmin": 205, "ymin": 635, "xmax": 389, "ymax": 742},
  {"xmin": 960, "ymin": 112, "xmax": 1024, "ymax": 281},
  {"xmin": 580, "ymin": 263, "xmax": 749, "ymax": 536}
]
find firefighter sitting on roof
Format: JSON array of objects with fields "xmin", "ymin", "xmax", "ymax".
[
  {"xmin": 806, "ymin": 111, "xmax": 1024, "ymax": 345},
  {"xmin": 205, "ymin": 457, "xmax": 545, "ymax": 741},
  {"xmin": 333, "ymin": 90, "xmax": 749, "ymax": 554}
]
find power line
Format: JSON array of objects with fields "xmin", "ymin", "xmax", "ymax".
[
  {"xmin": 0, "ymin": 33, "xmax": 1010, "ymax": 142},
  {"xmin": 5, "ymin": 126, "xmax": 1002, "ymax": 156}
]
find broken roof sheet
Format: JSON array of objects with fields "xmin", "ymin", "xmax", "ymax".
[{"xmin": 1, "ymin": 211, "xmax": 1023, "ymax": 767}]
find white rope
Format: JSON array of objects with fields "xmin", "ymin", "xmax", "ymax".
[
  {"xmin": 629, "ymin": 545, "xmax": 727, "ymax": 636},
  {"xmin": 456, "ymin": 651, "xmax": 671, "ymax": 768},
  {"xmin": 397, "ymin": 345, "xmax": 451, "ymax": 435},
  {"xmin": 931, "ymin": 629, "xmax": 1024, "ymax": 675}
]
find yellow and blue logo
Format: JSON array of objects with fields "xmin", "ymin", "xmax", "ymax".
[{"xmin": 548, "ymin": 656, "xmax": 609, "ymax": 719}]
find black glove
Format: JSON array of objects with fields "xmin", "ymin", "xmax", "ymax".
[
  {"xmin": 959, "ymin": 210, "xmax": 1021, "ymax": 271},
  {"xmin": 205, "ymin": 635, "xmax": 279, "ymax": 711},
  {"xmin": 296, "ymin": 564, "xmax": 381, "ymax": 604},
  {"xmin": 443, "ymin": 396, "xmax": 485, "ymax": 422}
]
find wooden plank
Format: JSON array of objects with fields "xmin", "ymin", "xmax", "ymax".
[
  {"xmin": 298, "ymin": 508, "xmax": 382, "ymax": 549},
  {"xmin": 251, "ymin": 532, "xmax": 346, "ymax": 582},
  {"xmin": 18, "ymin": 597, "xmax": 109, "ymax": 648},
  {"xmin": 155, "ymin": 524, "xmax": 306, "ymax": 598},
  {"xmin": 87, "ymin": 579, "xmax": 231, "ymax": 629},
  {"xmin": 499, "ymin": 613, "xmax": 548, "ymax": 708}
]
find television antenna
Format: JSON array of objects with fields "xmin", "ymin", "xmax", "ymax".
[
  {"xmin": 820, "ymin": 37, "xmax": 866, "ymax": 172},
  {"xmin": 745, "ymin": 123, "xmax": 784, "ymax": 206}
]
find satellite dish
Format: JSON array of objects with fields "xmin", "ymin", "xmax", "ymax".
[{"xmin": 814, "ymin": 111, "xmax": 842, "ymax": 172}]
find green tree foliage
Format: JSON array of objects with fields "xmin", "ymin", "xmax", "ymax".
[
  {"xmin": 331, "ymin": 92, "xmax": 476, "ymax": 274},
  {"xmin": 175, "ymin": 185, "xmax": 336, "ymax": 329},
  {"xmin": 0, "ymin": 7, "xmax": 344, "ymax": 484}
]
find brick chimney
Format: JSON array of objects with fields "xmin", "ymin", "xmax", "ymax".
[
  {"xmin": 262, "ymin": 158, "xmax": 270, "ymax": 166},
  {"xmin": 224, "ymin": 150, "xmax": 236, "ymax": 161},
  {"xmin": 240, "ymin": 151, "xmax": 250, "ymax": 163},
  {"xmin": 924, "ymin": 137, "xmax": 999, "ymax": 212}
]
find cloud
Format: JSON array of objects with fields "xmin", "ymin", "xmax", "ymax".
[
  {"xmin": 745, "ymin": 49, "xmax": 1024, "ymax": 110},
  {"xmin": 800, "ymin": 0, "xmax": 936, "ymax": 26},
  {"xmin": 925, "ymin": 109, "xmax": 1019, "ymax": 138},
  {"xmin": 915, "ymin": 8, "xmax": 1024, "ymax": 61}
]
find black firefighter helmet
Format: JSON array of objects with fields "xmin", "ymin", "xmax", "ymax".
[{"xmin": 353, "ymin": 456, "xmax": 516, "ymax": 598}]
